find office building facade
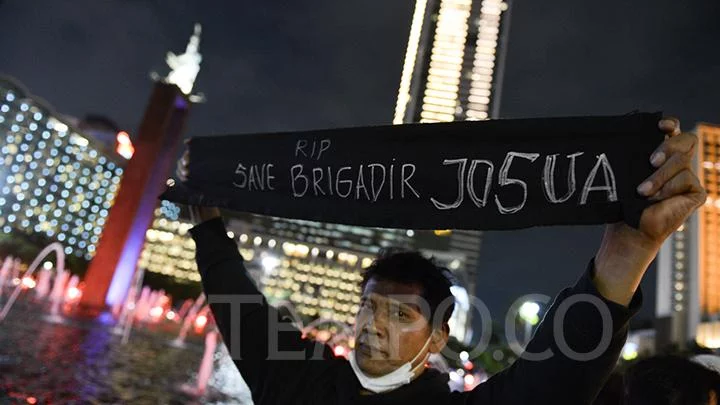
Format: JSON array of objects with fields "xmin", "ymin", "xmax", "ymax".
[{"xmin": 0, "ymin": 76, "xmax": 126, "ymax": 259}]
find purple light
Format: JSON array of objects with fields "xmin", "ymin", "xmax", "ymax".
[
  {"xmin": 174, "ymin": 95, "xmax": 188, "ymax": 109},
  {"xmin": 105, "ymin": 169, "xmax": 167, "ymax": 306},
  {"xmin": 106, "ymin": 88, "xmax": 188, "ymax": 306},
  {"xmin": 96, "ymin": 311, "xmax": 115, "ymax": 326},
  {"xmin": 104, "ymin": 215, "xmax": 148, "ymax": 306}
]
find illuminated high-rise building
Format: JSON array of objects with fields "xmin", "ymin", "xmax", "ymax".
[
  {"xmin": 393, "ymin": 0, "xmax": 512, "ymax": 318},
  {"xmin": 656, "ymin": 123, "xmax": 720, "ymax": 350},
  {"xmin": 698, "ymin": 123, "xmax": 720, "ymax": 319},
  {"xmin": 394, "ymin": 0, "xmax": 510, "ymax": 124},
  {"xmin": 0, "ymin": 76, "xmax": 126, "ymax": 259}
]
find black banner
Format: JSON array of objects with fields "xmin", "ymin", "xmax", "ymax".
[{"xmin": 161, "ymin": 112, "xmax": 664, "ymax": 231}]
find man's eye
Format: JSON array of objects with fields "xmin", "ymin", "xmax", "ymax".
[{"xmin": 397, "ymin": 309, "xmax": 407, "ymax": 319}]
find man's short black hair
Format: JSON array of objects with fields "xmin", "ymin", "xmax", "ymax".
[
  {"xmin": 360, "ymin": 249, "xmax": 456, "ymax": 327},
  {"xmin": 625, "ymin": 355, "xmax": 720, "ymax": 405}
]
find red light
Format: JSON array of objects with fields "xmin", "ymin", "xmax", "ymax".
[
  {"xmin": 116, "ymin": 131, "xmax": 131, "ymax": 144},
  {"xmin": 149, "ymin": 306, "xmax": 164, "ymax": 318},
  {"xmin": 194, "ymin": 314, "xmax": 208, "ymax": 329},
  {"xmin": 21, "ymin": 277, "xmax": 36, "ymax": 289},
  {"xmin": 463, "ymin": 361, "xmax": 474, "ymax": 370},
  {"xmin": 333, "ymin": 346, "xmax": 346, "ymax": 357},
  {"xmin": 464, "ymin": 374, "xmax": 475, "ymax": 387},
  {"xmin": 27, "ymin": 397, "xmax": 37, "ymax": 404},
  {"xmin": 116, "ymin": 131, "xmax": 135, "ymax": 159},
  {"xmin": 66, "ymin": 286, "xmax": 81, "ymax": 301}
]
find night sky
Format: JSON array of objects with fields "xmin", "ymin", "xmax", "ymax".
[{"xmin": 1, "ymin": 0, "xmax": 718, "ymax": 329}]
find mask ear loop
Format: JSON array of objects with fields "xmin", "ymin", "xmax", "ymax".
[{"xmin": 409, "ymin": 331, "xmax": 437, "ymax": 375}]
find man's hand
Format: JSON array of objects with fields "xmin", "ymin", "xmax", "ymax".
[
  {"xmin": 176, "ymin": 148, "xmax": 222, "ymax": 225},
  {"xmin": 594, "ymin": 117, "xmax": 707, "ymax": 306}
]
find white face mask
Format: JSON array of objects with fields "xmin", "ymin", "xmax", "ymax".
[{"xmin": 348, "ymin": 334, "xmax": 433, "ymax": 394}]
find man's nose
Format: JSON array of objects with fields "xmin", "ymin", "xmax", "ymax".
[{"xmin": 362, "ymin": 312, "xmax": 388, "ymax": 338}]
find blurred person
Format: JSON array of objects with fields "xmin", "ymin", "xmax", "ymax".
[
  {"xmin": 625, "ymin": 355, "xmax": 720, "ymax": 405},
  {"xmin": 179, "ymin": 118, "xmax": 704, "ymax": 404}
]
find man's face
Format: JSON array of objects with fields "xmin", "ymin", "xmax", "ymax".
[{"xmin": 353, "ymin": 277, "xmax": 443, "ymax": 377}]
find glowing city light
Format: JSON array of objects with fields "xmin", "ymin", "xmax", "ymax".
[
  {"xmin": 464, "ymin": 374, "xmax": 475, "ymax": 386},
  {"xmin": 519, "ymin": 301, "xmax": 540, "ymax": 325},
  {"xmin": 194, "ymin": 314, "xmax": 208, "ymax": 329},
  {"xmin": 459, "ymin": 351, "xmax": 469, "ymax": 362},
  {"xmin": 116, "ymin": 131, "xmax": 135, "ymax": 159},
  {"xmin": 262, "ymin": 255, "xmax": 281, "ymax": 274},
  {"xmin": 21, "ymin": 277, "xmax": 36, "ymax": 289},
  {"xmin": 621, "ymin": 342, "xmax": 639, "ymax": 361},
  {"xmin": 150, "ymin": 306, "xmax": 164, "ymax": 319},
  {"xmin": 66, "ymin": 286, "xmax": 82, "ymax": 301},
  {"xmin": 333, "ymin": 345, "xmax": 347, "ymax": 357}
]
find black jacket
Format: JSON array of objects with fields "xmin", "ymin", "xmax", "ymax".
[{"xmin": 190, "ymin": 218, "xmax": 641, "ymax": 405}]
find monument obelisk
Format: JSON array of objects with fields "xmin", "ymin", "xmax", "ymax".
[{"xmin": 81, "ymin": 24, "xmax": 203, "ymax": 308}]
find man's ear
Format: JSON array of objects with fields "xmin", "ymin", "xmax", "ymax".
[{"xmin": 429, "ymin": 324, "xmax": 450, "ymax": 354}]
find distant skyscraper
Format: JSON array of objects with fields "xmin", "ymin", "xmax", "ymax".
[
  {"xmin": 697, "ymin": 123, "xmax": 720, "ymax": 319},
  {"xmin": 0, "ymin": 76, "xmax": 126, "ymax": 259},
  {"xmin": 393, "ymin": 0, "xmax": 512, "ymax": 315},
  {"xmin": 394, "ymin": 0, "xmax": 510, "ymax": 124},
  {"xmin": 656, "ymin": 123, "xmax": 720, "ymax": 350}
]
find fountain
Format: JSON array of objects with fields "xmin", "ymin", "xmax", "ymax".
[
  {"xmin": 140, "ymin": 289, "xmax": 161, "ymax": 323},
  {"xmin": 11, "ymin": 258, "xmax": 21, "ymax": 284},
  {"xmin": 64, "ymin": 275, "xmax": 81, "ymax": 304},
  {"xmin": 112, "ymin": 267, "xmax": 146, "ymax": 344},
  {"xmin": 179, "ymin": 328, "xmax": 219, "ymax": 397},
  {"xmin": 45, "ymin": 269, "xmax": 70, "ymax": 323},
  {"xmin": 171, "ymin": 293, "xmax": 205, "ymax": 347},
  {"xmin": 0, "ymin": 256, "xmax": 13, "ymax": 298},
  {"xmin": 34, "ymin": 267, "xmax": 52, "ymax": 301},
  {"xmin": 114, "ymin": 268, "xmax": 144, "ymax": 324},
  {"xmin": 135, "ymin": 287, "xmax": 151, "ymax": 321},
  {"xmin": 0, "ymin": 243, "xmax": 65, "ymax": 322},
  {"xmin": 174, "ymin": 298, "xmax": 193, "ymax": 323},
  {"xmin": 192, "ymin": 305, "xmax": 211, "ymax": 334},
  {"xmin": 196, "ymin": 329, "xmax": 219, "ymax": 394}
]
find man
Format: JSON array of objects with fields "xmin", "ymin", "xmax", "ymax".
[
  {"xmin": 625, "ymin": 355, "xmax": 720, "ymax": 405},
  {"xmin": 178, "ymin": 118, "xmax": 705, "ymax": 404}
]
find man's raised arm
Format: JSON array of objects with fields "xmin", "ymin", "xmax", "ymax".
[
  {"xmin": 454, "ymin": 259, "xmax": 640, "ymax": 405},
  {"xmin": 454, "ymin": 118, "xmax": 705, "ymax": 405},
  {"xmin": 188, "ymin": 207, "xmax": 335, "ymax": 402}
]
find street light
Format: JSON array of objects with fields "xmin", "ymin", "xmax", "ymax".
[
  {"xmin": 518, "ymin": 301, "xmax": 540, "ymax": 345},
  {"xmin": 621, "ymin": 341, "xmax": 639, "ymax": 361}
]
